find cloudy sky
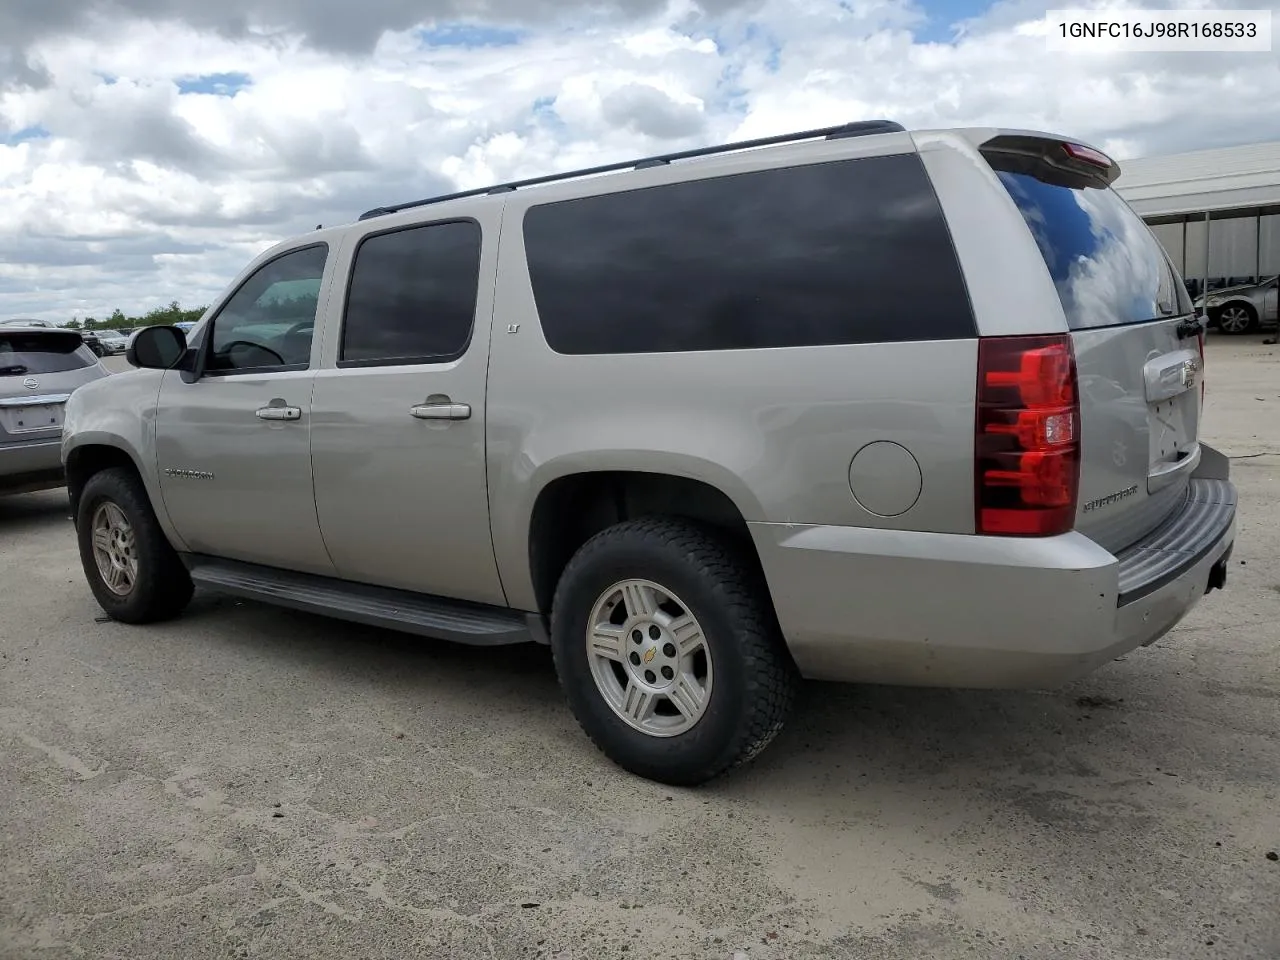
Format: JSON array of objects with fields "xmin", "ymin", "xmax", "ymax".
[{"xmin": 2, "ymin": 0, "xmax": 1278, "ymax": 323}]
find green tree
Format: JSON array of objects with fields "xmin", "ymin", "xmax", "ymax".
[{"xmin": 72, "ymin": 302, "xmax": 210, "ymax": 330}]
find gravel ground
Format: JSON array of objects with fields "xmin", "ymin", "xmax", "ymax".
[{"xmin": 2, "ymin": 338, "xmax": 1278, "ymax": 960}]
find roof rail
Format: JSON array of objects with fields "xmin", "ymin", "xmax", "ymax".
[{"xmin": 357, "ymin": 119, "xmax": 906, "ymax": 221}]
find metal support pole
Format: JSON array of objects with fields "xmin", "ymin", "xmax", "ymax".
[
  {"xmin": 1201, "ymin": 210, "xmax": 1211, "ymax": 317},
  {"xmin": 1257, "ymin": 212, "xmax": 1263, "ymax": 283}
]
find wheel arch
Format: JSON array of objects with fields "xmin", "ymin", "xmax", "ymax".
[
  {"xmin": 525, "ymin": 469, "xmax": 773, "ymax": 620},
  {"xmin": 64, "ymin": 442, "xmax": 145, "ymax": 519},
  {"xmin": 62, "ymin": 438, "xmax": 185, "ymax": 550},
  {"xmin": 1214, "ymin": 298, "xmax": 1259, "ymax": 330}
]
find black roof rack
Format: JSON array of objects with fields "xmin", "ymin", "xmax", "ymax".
[{"xmin": 357, "ymin": 119, "xmax": 905, "ymax": 221}]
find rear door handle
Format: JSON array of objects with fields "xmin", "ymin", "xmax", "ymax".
[
  {"xmin": 410, "ymin": 401, "xmax": 471, "ymax": 421},
  {"xmin": 255, "ymin": 404, "xmax": 302, "ymax": 421}
]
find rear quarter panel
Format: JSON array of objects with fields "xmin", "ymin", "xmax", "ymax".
[
  {"xmin": 912, "ymin": 130, "xmax": 1074, "ymax": 339},
  {"xmin": 486, "ymin": 137, "xmax": 982, "ymax": 611}
]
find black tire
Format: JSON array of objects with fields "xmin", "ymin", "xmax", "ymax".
[
  {"xmin": 1216, "ymin": 303, "xmax": 1258, "ymax": 335},
  {"xmin": 76, "ymin": 467, "xmax": 193, "ymax": 623},
  {"xmin": 549, "ymin": 517, "xmax": 799, "ymax": 786}
]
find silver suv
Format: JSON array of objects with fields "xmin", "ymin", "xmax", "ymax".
[
  {"xmin": 61, "ymin": 122, "xmax": 1237, "ymax": 785},
  {"xmin": 2, "ymin": 325, "xmax": 108, "ymax": 496}
]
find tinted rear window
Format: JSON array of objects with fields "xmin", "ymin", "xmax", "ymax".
[
  {"xmin": 340, "ymin": 219, "xmax": 482, "ymax": 366},
  {"xmin": 523, "ymin": 153, "xmax": 976, "ymax": 354},
  {"xmin": 0, "ymin": 332, "xmax": 96, "ymax": 376},
  {"xmin": 990, "ymin": 163, "xmax": 1191, "ymax": 329}
]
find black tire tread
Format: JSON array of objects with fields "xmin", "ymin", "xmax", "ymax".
[
  {"xmin": 550, "ymin": 516, "xmax": 798, "ymax": 785},
  {"xmin": 77, "ymin": 467, "xmax": 193, "ymax": 624}
]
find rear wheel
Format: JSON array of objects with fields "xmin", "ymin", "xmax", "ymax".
[
  {"xmin": 549, "ymin": 517, "xmax": 798, "ymax": 786},
  {"xmin": 1217, "ymin": 303, "xmax": 1257, "ymax": 334},
  {"xmin": 76, "ymin": 467, "xmax": 193, "ymax": 623}
]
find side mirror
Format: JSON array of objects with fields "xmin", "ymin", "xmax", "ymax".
[{"xmin": 126, "ymin": 326, "xmax": 188, "ymax": 370}]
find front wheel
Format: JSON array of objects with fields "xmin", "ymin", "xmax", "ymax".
[
  {"xmin": 549, "ymin": 517, "xmax": 799, "ymax": 786},
  {"xmin": 76, "ymin": 467, "xmax": 193, "ymax": 623},
  {"xmin": 1217, "ymin": 303, "xmax": 1258, "ymax": 334}
]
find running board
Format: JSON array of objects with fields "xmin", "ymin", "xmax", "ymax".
[{"xmin": 183, "ymin": 556, "xmax": 539, "ymax": 646}]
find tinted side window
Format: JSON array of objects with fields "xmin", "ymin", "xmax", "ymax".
[
  {"xmin": 522, "ymin": 153, "xmax": 975, "ymax": 354},
  {"xmin": 340, "ymin": 220, "xmax": 482, "ymax": 366},
  {"xmin": 207, "ymin": 244, "xmax": 328, "ymax": 374}
]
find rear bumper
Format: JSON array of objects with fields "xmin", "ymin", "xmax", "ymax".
[
  {"xmin": 0, "ymin": 438, "xmax": 65, "ymax": 493},
  {"xmin": 750, "ymin": 478, "xmax": 1236, "ymax": 689}
]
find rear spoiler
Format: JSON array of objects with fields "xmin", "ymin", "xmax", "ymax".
[
  {"xmin": 0, "ymin": 328, "xmax": 86, "ymax": 352},
  {"xmin": 978, "ymin": 134, "xmax": 1120, "ymax": 189}
]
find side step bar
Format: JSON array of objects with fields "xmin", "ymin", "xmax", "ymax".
[{"xmin": 183, "ymin": 555, "xmax": 542, "ymax": 647}]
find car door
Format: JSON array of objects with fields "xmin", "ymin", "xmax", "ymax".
[
  {"xmin": 1264, "ymin": 278, "xmax": 1279, "ymax": 321},
  {"xmin": 309, "ymin": 211, "xmax": 506, "ymax": 607},
  {"xmin": 154, "ymin": 241, "xmax": 338, "ymax": 576}
]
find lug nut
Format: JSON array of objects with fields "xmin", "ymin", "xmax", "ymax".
[
  {"xmin": 632, "ymin": 630, "xmax": 643, "ymax": 643},
  {"xmin": 630, "ymin": 652, "xmax": 641, "ymax": 666},
  {"xmin": 644, "ymin": 670, "xmax": 656, "ymax": 684},
  {"xmin": 648, "ymin": 625, "xmax": 661, "ymax": 640},
  {"xmin": 663, "ymin": 643, "xmax": 676, "ymax": 658},
  {"xmin": 661, "ymin": 666, "xmax": 674, "ymax": 681}
]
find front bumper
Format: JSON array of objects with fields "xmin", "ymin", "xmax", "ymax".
[{"xmin": 750, "ymin": 479, "xmax": 1236, "ymax": 690}]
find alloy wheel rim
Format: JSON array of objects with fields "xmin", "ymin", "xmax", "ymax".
[
  {"xmin": 91, "ymin": 501, "xmax": 138, "ymax": 597},
  {"xmin": 1220, "ymin": 307, "xmax": 1252, "ymax": 333},
  {"xmin": 585, "ymin": 578, "xmax": 714, "ymax": 737}
]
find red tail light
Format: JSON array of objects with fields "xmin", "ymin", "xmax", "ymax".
[{"xmin": 976, "ymin": 335, "xmax": 1081, "ymax": 536}]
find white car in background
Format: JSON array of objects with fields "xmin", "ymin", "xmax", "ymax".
[
  {"xmin": 94, "ymin": 330, "xmax": 129, "ymax": 355},
  {"xmin": 1197, "ymin": 275, "xmax": 1279, "ymax": 334},
  {"xmin": 1, "ymin": 325, "xmax": 109, "ymax": 495}
]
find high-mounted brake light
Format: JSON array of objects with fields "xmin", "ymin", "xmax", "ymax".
[
  {"xmin": 976, "ymin": 335, "xmax": 1081, "ymax": 536},
  {"xmin": 1062, "ymin": 142, "xmax": 1112, "ymax": 168}
]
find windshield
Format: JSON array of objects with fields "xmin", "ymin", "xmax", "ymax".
[{"xmin": 987, "ymin": 158, "xmax": 1193, "ymax": 329}]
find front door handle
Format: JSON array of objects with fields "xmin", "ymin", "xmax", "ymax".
[
  {"xmin": 410, "ymin": 400, "xmax": 471, "ymax": 421},
  {"xmin": 255, "ymin": 404, "xmax": 302, "ymax": 421}
]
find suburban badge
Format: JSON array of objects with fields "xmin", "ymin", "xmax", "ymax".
[{"xmin": 1082, "ymin": 484, "xmax": 1140, "ymax": 513}]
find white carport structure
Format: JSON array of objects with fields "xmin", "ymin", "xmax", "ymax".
[{"xmin": 1114, "ymin": 140, "xmax": 1280, "ymax": 300}]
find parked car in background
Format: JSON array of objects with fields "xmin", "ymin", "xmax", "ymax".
[
  {"xmin": 1197, "ymin": 275, "xmax": 1279, "ymax": 334},
  {"xmin": 95, "ymin": 330, "xmax": 129, "ymax": 355},
  {"xmin": 60, "ymin": 123, "xmax": 1236, "ymax": 786},
  {"xmin": 2, "ymin": 318, "xmax": 105, "ymax": 357},
  {"xmin": 1, "ymin": 326, "xmax": 109, "ymax": 496}
]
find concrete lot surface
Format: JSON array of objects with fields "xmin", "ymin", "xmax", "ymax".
[{"xmin": 3, "ymin": 339, "xmax": 1278, "ymax": 960}]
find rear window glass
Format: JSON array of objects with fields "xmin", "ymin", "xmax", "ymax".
[
  {"xmin": 523, "ymin": 153, "xmax": 976, "ymax": 354},
  {"xmin": 991, "ymin": 164, "xmax": 1192, "ymax": 329},
  {"xmin": 341, "ymin": 219, "xmax": 482, "ymax": 366},
  {"xmin": 0, "ymin": 332, "xmax": 96, "ymax": 376}
]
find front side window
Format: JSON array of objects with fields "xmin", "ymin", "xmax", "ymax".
[
  {"xmin": 340, "ymin": 220, "xmax": 482, "ymax": 366},
  {"xmin": 206, "ymin": 244, "xmax": 328, "ymax": 374}
]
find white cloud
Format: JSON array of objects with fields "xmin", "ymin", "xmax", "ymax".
[{"xmin": 0, "ymin": 0, "xmax": 1277, "ymax": 322}]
